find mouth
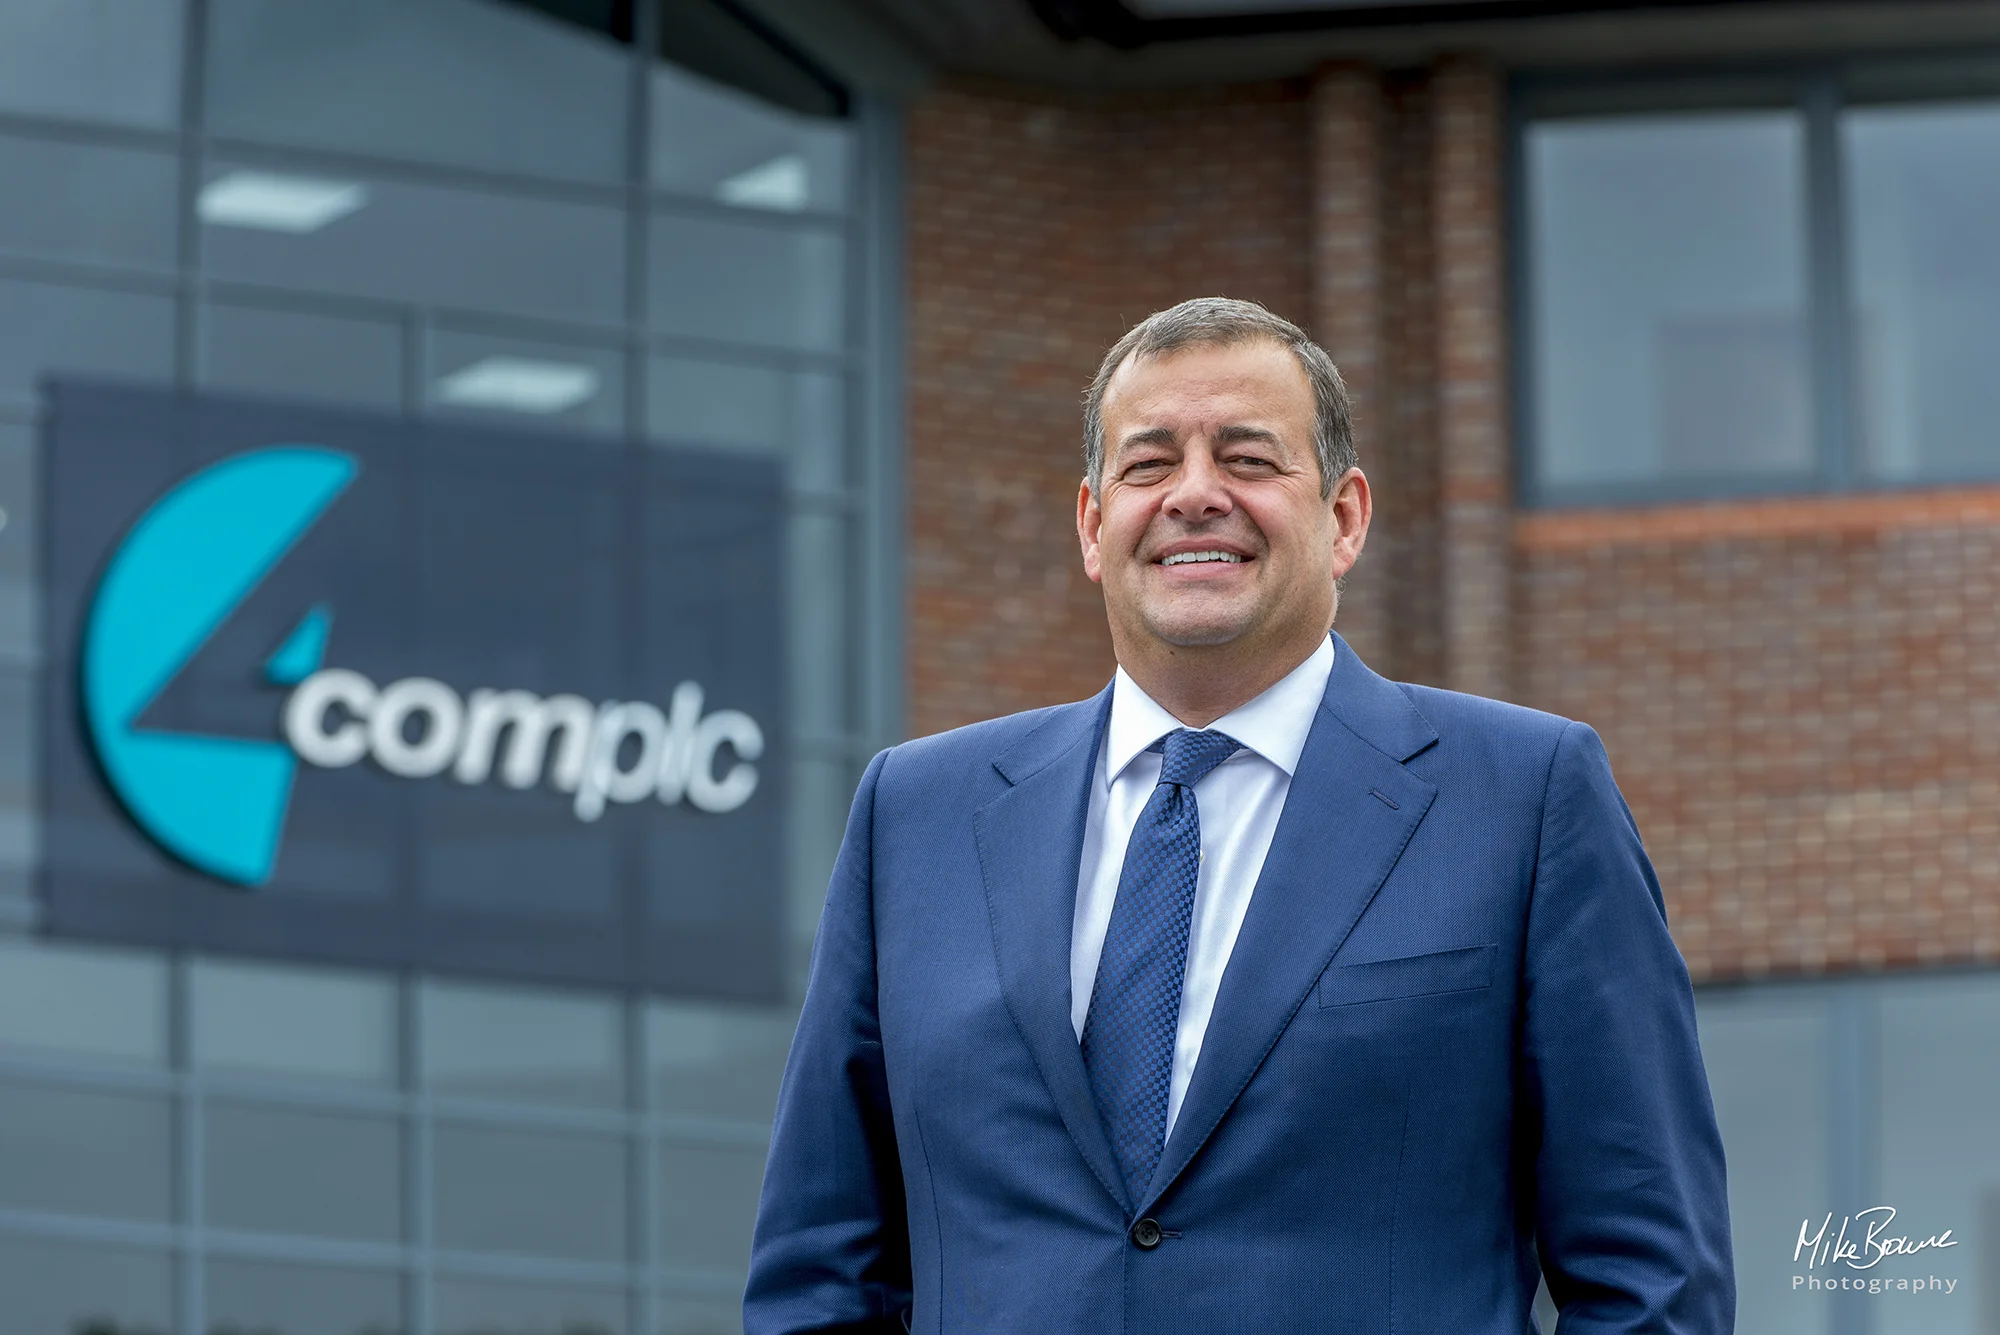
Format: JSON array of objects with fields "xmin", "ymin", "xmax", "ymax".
[{"xmin": 1157, "ymin": 549, "xmax": 1248, "ymax": 567}]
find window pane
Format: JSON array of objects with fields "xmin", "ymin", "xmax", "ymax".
[
  {"xmin": 0, "ymin": 277, "xmax": 175, "ymax": 408},
  {"xmin": 0, "ymin": 936, "xmax": 169, "ymax": 1064},
  {"xmin": 421, "ymin": 979, "xmax": 624, "ymax": 1107},
  {"xmin": 0, "ymin": 1238, "xmax": 173, "ymax": 1335},
  {"xmin": 1527, "ymin": 112, "xmax": 1811, "ymax": 491},
  {"xmin": 206, "ymin": 1102, "xmax": 402, "ymax": 1240},
  {"xmin": 1847, "ymin": 101, "xmax": 2000, "ymax": 483},
  {"xmin": 658, "ymin": 1294, "xmax": 744, "ymax": 1335},
  {"xmin": 1697, "ymin": 988, "xmax": 1833, "ymax": 1335},
  {"xmin": 0, "ymin": 1076, "xmax": 171, "ymax": 1219},
  {"xmin": 649, "ymin": 213, "xmax": 844, "ymax": 353},
  {"xmin": 657, "ymin": 1138, "xmax": 766, "ymax": 1275},
  {"xmin": 207, "ymin": 0, "xmax": 628, "ymax": 182},
  {"xmin": 208, "ymin": 1258, "xmax": 403, "ymax": 1335},
  {"xmin": 1878, "ymin": 972, "xmax": 2000, "ymax": 1335},
  {"xmin": 203, "ymin": 165, "xmax": 625, "ymax": 326},
  {"xmin": 204, "ymin": 300, "xmax": 404, "ymax": 411},
  {"xmin": 647, "ymin": 354, "xmax": 845, "ymax": 492},
  {"xmin": 791, "ymin": 514, "xmax": 849, "ymax": 737},
  {"xmin": 430, "ymin": 327, "xmax": 626, "ymax": 435},
  {"xmin": 434, "ymin": 1277, "xmax": 627, "ymax": 1335},
  {"xmin": 433, "ymin": 1122, "xmax": 628, "ymax": 1260},
  {"xmin": 652, "ymin": 64, "xmax": 850, "ymax": 213},
  {"xmin": 0, "ymin": 0, "xmax": 182, "ymax": 129},
  {"xmin": 190, "ymin": 958, "xmax": 398, "ymax": 1086},
  {"xmin": 0, "ymin": 133, "xmax": 178, "ymax": 270},
  {"xmin": 647, "ymin": 1000, "xmax": 793, "ymax": 1122}
]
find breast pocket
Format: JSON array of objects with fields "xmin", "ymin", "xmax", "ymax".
[{"xmin": 1316, "ymin": 943, "xmax": 1498, "ymax": 1008}]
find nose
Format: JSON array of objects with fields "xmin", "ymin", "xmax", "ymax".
[{"xmin": 1161, "ymin": 444, "xmax": 1233, "ymax": 523}]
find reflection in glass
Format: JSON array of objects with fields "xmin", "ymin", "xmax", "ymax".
[
  {"xmin": 0, "ymin": 0, "xmax": 182, "ymax": 128},
  {"xmin": 1878, "ymin": 973, "xmax": 2000, "ymax": 1335},
  {"xmin": 658, "ymin": 1138, "xmax": 766, "ymax": 1274},
  {"xmin": 207, "ymin": 0, "xmax": 627, "ymax": 182},
  {"xmin": 206, "ymin": 1102, "xmax": 402, "ymax": 1240},
  {"xmin": 433, "ymin": 1277, "xmax": 627, "ymax": 1335},
  {"xmin": 1526, "ymin": 112, "xmax": 1810, "ymax": 490},
  {"xmin": 434, "ymin": 1123, "xmax": 627, "ymax": 1260},
  {"xmin": 658, "ymin": 1294, "xmax": 746, "ymax": 1335},
  {"xmin": 648, "ymin": 1000, "xmax": 794, "ymax": 1122},
  {"xmin": 190, "ymin": 958, "xmax": 398, "ymax": 1085},
  {"xmin": 652, "ymin": 64, "xmax": 850, "ymax": 213},
  {"xmin": 203, "ymin": 165, "xmax": 625, "ymax": 326},
  {"xmin": 422, "ymin": 980, "xmax": 624, "ymax": 1106},
  {"xmin": 0, "ymin": 936, "xmax": 169, "ymax": 1063},
  {"xmin": 1848, "ymin": 102, "xmax": 2000, "ymax": 482},
  {"xmin": 648, "ymin": 355, "xmax": 844, "ymax": 491},
  {"xmin": 0, "ymin": 277, "xmax": 175, "ymax": 406},
  {"xmin": 0, "ymin": 1077, "xmax": 172, "ymax": 1220},
  {"xmin": 430, "ymin": 329, "xmax": 624, "ymax": 434},
  {"xmin": 207, "ymin": 1258, "xmax": 402, "ymax": 1335},
  {"xmin": 0, "ymin": 1238, "xmax": 173, "ymax": 1335},
  {"xmin": 1696, "ymin": 988, "xmax": 1832, "ymax": 1335},
  {"xmin": 204, "ymin": 301, "xmax": 404, "ymax": 411},
  {"xmin": 0, "ymin": 134, "xmax": 178, "ymax": 270},
  {"xmin": 650, "ymin": 213, "xmax": 844, "ymax": 353}
]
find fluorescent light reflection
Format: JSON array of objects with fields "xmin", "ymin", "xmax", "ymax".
[
  {"xmin": 199, "ymin": 171, "xmax": 369, "ymax": 233},
  {"xmin": 715, "ymin": 154, "xmax": 809, "ymax": 212},
  {"xmin": 434, "ymin": 357, "xmax": 600, "ymax": 414}
]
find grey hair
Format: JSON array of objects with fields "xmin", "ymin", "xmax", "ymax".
[{"xmin": 1082, "ymin": 297, "xmax": 1355, "ymax": 498}]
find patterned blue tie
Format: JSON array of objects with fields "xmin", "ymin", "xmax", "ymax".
[{"xmin": 1081, "ymin": 727, "xmax": 1241, "ymax": 1206}]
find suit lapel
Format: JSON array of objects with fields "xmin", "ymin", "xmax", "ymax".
[
  {"xmin": 1143, "ymin": 637, "xmax": 1439, "ymax": 1209},
  {"xmin": 973, "ymin": 686, "xmax": 1129, "ymax": 1211}
]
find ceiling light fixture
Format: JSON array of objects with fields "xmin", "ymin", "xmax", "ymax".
[
  {"xmin": 199, "ymin": 171, "xmax": 369, "ymax": 234},
  {"xmin": 715, "ymin": 154, "xmax": 809, "ymax": 212},
  {"xmin": 434, "ymin": 358, "xmax": 600, "ymax": 415}
]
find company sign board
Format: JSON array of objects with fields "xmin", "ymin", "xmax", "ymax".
[{"xmin": 41, "ymin": 380, "xmax": 787, "ymax": 1002}]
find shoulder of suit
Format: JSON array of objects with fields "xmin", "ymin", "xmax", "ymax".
[
  {"xmin": 884, "ymin": 697, "xmax": 1096, "ymax": 775},
  {"xmin": 1390, "ymin": 679, "xmax": 1580, "ymax": 753}
]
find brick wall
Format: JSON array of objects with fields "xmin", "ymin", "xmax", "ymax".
[{"xmin": 902, "ymin": 64, "xmax": 2000, "ymax": 983}]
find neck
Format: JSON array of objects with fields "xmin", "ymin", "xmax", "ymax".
[{"xmin": 1115, "ymin": 626, "xmax": 1328, "ymax": 728}]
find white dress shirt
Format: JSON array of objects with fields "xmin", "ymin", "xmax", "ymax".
[{"xmin": 1069, "ymin": 635, "xmax": 1335, "ymax": 1137}]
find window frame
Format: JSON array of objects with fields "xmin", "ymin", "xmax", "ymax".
[{"xmin": 1513, "ymin": 54, "xmax": 2000, "ymax": 509}]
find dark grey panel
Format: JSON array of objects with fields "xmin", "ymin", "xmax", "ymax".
[
  {"xmin": 206, "ymin": 1102, "xmax": 403, "ymax": 1240},
  {"xmin": 207, "ymin": 0, "xmax": 628, "ymax": 183},
  {"xmin": 434, "ymin": 1122, "xmax": 627, "ymax": 1260},
  {"xmin": 204, "ymin": 301, "xmax": 405, "ymax": 412},
  {"xmin": 0, "ymin": 1076, "xmax": 173, "ymax": 1220},
  {"xmin": 42, "ymin": 380, "xmax": 786, "ymax": 1001},
  {"xmin": 0, "ymin": 1238, "xmax": 174, "ymax": 1335},
  {"xmin": 0, "ymin": 133, "xmax": 180, "ymax": 271},
  {"xmin": 0, "ymin": 279, "xmax": 174, "ymax": 407},
  {"xmin": 0, "ymin": 0, "xmax": 183, "ymax": 129}
]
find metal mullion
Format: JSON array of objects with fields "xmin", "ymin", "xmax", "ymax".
[
  {"xmin": 1805, "ymin": 71, "xmax": 1861, "ymax": 492},
  {"xmin": 0, "ymin": 252, "xmax": 183, "ymax": 294},
  {"xmin": 632, "ymin": 993, "xmax": 659, "ymax": 1335},
  {"xmin": 427, "ymin": 1248, "xmax": 633, "ymax": 1288},
  {"xmin": 404, "ymin": 972, "xmax": 432, "ymax": 1335},
  {"xmin": 645, "ymin": 188, "xmax": 851, "ymax": 233},
  {"xmin": 653, "ymin": 1114, "xmax": 773, "ymax": 1149},
  {"xmin": 171, "ymin": 954, "xmax": 202, "ymax": 1335},
  {"xmin": 0, "ymin": 109, "xmax": 182, "ymax": 154},
  {"xmin": 855, "ymin": 95, "xmax": 905, "ymax": 757},
  {"xmin": 423, "ymin": 1095, "xmax": 638, "ymax": 1136},
  {"xmin": 189, "ymin": 1074, "xmax": 405, "ymax": 1116},
  {"xmin": 0, "ymin": 1053, "xmax": 179, "ymax": 1094},
  {"xmin": 645, "ymin": 329, "xmax": 853, "ymax": 374},
  {"xmin": 173, "ymin": 0, "xmax": 210, "ymax": 395},
  {"xmin": 201, "ymin": 1227, "xmax": 406, "ymax": 1271},
  {"xmin": 0, "ymin": 1207, "xmax": 177, "ymax": 1250},
  {"xmin": 1829, "ymin": 983, "xmax": 1878, "ymax": 1335}
]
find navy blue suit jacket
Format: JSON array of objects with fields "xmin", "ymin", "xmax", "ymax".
[{"xmin": 746, "ymin": 635, "xmax": 1733, "ymax": 1333}]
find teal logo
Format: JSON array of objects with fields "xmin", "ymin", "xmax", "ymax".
[{"xmin": 81, "ymin": 448, "xmax": 357, "ymax": 886}]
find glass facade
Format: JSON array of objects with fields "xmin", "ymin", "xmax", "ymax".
[
  {"xmin": 1522, "ymin": 69, "xmax": 2000, "ymax": 503},
  {"xmin": 0, "ymin": 1, "xmax": 895, "ymax": 1331}
]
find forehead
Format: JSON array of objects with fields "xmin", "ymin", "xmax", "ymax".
[{"xmin": 1101, "ymin": 338, "xmax": 1312, "ymax": 436}]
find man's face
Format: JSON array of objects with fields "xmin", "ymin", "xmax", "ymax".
[{"xmin": 1077, "ymin": 339, "xmax": 1366, "ymax": 661}]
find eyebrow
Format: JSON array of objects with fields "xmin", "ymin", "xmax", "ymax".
[
  {"xmin": 1214, "ymin": 424, "xmax": 1283, "ymax": 445},
  {"xmin": 1115, "ymin": 426, "xmax": 1177, "ymax": 449}
]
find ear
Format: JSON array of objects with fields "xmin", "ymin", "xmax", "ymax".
[
  {"xmin": 1077, "ymin": 479, "xmax": 1105, "ymax": 585},
  {"xmin": 1328, "ymin": 467, "xmax": 1372, "ymax": 581}
]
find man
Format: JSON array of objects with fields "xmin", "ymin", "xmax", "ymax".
[{"xmin": 746, "ymin": 298, "xmax": 1733, "ymax": 1333}]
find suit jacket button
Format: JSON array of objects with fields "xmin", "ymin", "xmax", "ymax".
[{"xmin": 1130, "ymin": 1218, "xmax": 1163, "ymax": 1250}]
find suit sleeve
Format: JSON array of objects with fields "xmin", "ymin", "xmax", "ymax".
[
  {"xmin": 1522, "ymin": 722, "xmax": 1735, "ymax": 1334},
  {"xmin": 744, "ymin": 748, "xmax": 913, "ymax": 1335}
]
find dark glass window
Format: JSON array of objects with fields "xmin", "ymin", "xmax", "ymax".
[{"xmin": 1522, "ymin": 72, "xmax": 2000, "ymax": 502}]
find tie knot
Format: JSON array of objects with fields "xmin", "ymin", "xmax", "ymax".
[{"xmin": 1159, "ymin": 728, "xmax": 1239, "ymax": 789}]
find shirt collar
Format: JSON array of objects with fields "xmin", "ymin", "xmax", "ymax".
[{"xmin": 1103, "ymin": 635, "xmax": 1336, "ymax": 787}]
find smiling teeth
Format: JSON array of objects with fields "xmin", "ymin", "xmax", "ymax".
[{"xmin": 1161, "ymin": 550, "xmax": 1244, "ymax": 565}]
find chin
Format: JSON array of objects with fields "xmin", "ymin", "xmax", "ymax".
[{"xmin": 1138, "ymin": 609, "xmax": 1256, "ymax": 649}]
